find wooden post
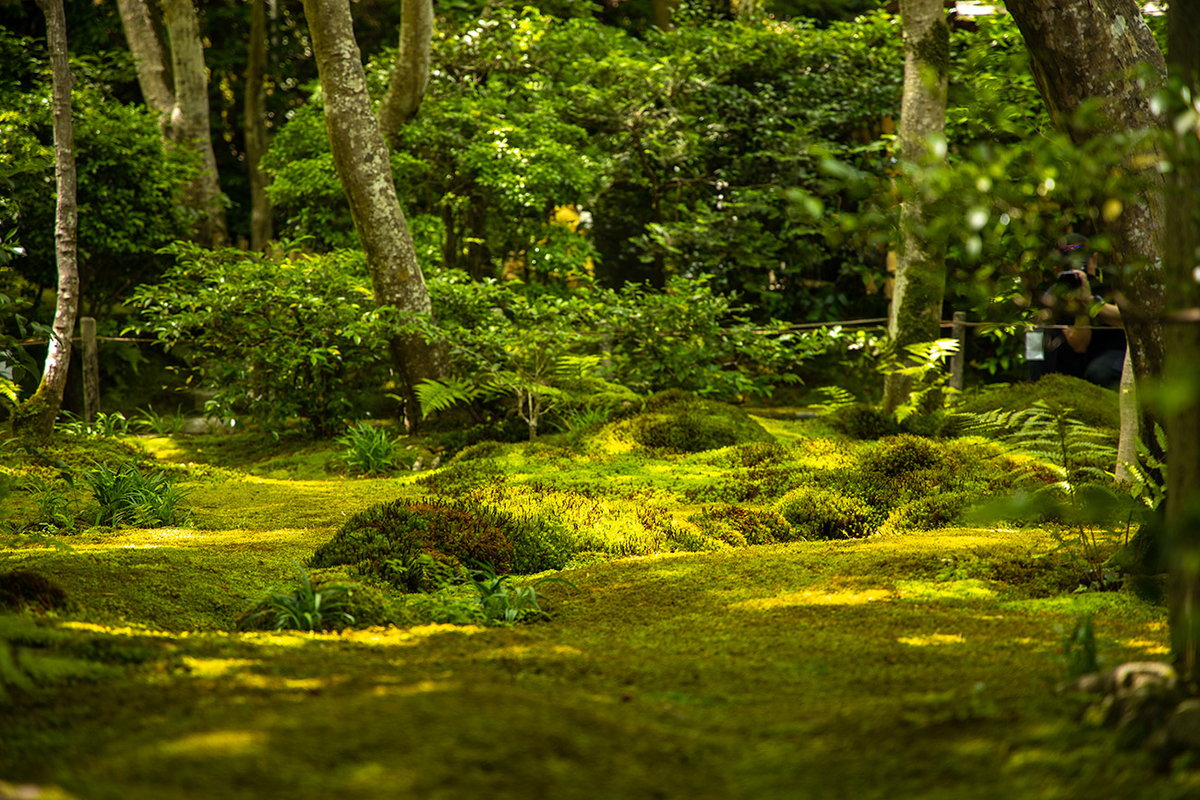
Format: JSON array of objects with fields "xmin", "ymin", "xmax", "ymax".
[
  {"xmin": 949, "ymin": 311, "xmax": 966, "ymax": 394},
  {"xmin": 81, "ymin": 316, "xmax": 100, "ymax": 423}
]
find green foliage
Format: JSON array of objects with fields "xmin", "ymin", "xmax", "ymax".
[
  {"xmin": 1061, "ymin": 612, "xmax": 1100, "ymax": 679},
  {"xmin": 133, "ymin": 406, "xmax": 186, "ymax": 437},
  {"xmin": 775, "ymin": 486, "xmax": 873, "ymax": 540},
  {"xmin": 336, "ymin": 422, "xmax": 411, "ymax": 476},
  {"xmin": 56, "ymin": 411, "xmax": 131, "ymax": 438},
  {"xmin": 132, "ymin": 244, "xmax": 398, "ymax": 437},
  {"xmin": 0, "ymin": 30, "xmax": 190, "ymax": 305},
  {"xmin": 955, "ymin": 375, "xmax": 1119, "ymax": 434},
  {"xmin": 238, "ymin": 562, "xmax": 357, "ymax": 633},
  {"xmin": 83, "ymin": 462, "xmax": 191, "ymax": 528},
  {"xmin": 465, "ymin": 562, "xmax": 577, "ymax": 625},
  {"xmin": 878, "ymin": 339, "xmax": 960, "ymax": 423}
]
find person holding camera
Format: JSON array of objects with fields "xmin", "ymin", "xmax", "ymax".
[{"xmin": 1028, "ymin": 233, "xmax": 1125, "ymax": 389}]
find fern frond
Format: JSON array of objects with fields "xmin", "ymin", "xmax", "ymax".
[{"xmin": 414, "ymin": 378, "xmax": 481, "ymax": 419}]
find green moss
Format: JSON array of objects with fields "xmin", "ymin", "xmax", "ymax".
[
  {"xmin": 955, "ymin": 374, "xmax": 1119, "ymax": 433},
  {"xmin": 621, "ymin": 392, "xmax": 774, "ymax": 454},
  {"xmin": 775, "ymin": 486, "xmax": 876, "ymax": 540}
]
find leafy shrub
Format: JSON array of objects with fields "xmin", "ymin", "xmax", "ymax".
[
  {"xmin": 625, "ymin": 392, "xmax": 774, "ymax": 454},
  {"xmin": 133, "ymin": 245, "xmax": 397, "ymax": 437},
  {"xmin": 238, "ymin": 562, "xmax": 357, "ymax": 632},
  {"xmin": 310, "ymin": 499, "xmax": 517, "ymax": 590},
  {"xmin": 776, "ymin": 487, "xmax": 875, "ymax": 540},
  {"xmin": 84, "ymin": 462, "xmax": 191, "ymax": 528},
  {"xmin": 689, "ymin": 504, "xmax": 796, "ymax": 546}
]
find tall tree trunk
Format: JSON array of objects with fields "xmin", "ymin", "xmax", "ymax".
[
  {"xmin": 1164, "ymin": 2, "xmax": 1200, "ymax": 687},
  {"xmin": 245, "ymin": 0, "xmax": 273, "ymax": 251},
  {"xmin": 652, "ymin": 0, "xmax": 678, "ymax": 30},
  {"xmin": 161, "ymin": 0, "xmax": 227, "ymax": 248},
  {"xmin": 301, "ymin": 0, "xmax": 444, "ymax": 430},
  {"xmin": 115, "ymin": 0, "xmax": 174, "ymax": 117},
  {"xmin": 13, "ymin": 0, "xmax": 79, "ymax": 440},
  {"xmin": 1005, "ymin": 0, "xmax": 1166, "ymax": 463},
  {"xmin": 882, "ymin": 0, "xmax": 949, "ymax": 414},
  {"xmin": 376, "ymin": 0, "xmax": 433, "ymax": 143},
  {"xmin": 118, "ymin": 0, "xmax": 227, "ymax": 247}
]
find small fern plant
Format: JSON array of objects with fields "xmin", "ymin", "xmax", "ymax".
[
  {"xmin": 878, "ymin": 338, "xmax": 960, "ymax": 422},
  {"xmin": 968, "ymin": 400, "xmax": 1128, "ymax": 590}
]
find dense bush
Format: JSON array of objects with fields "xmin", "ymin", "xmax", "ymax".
[
  {"xmin": 133, "ymin": 245, "xmax": 398, "ymax": 437},
  {"xmin": 775, "ymin": 486, "xmax": 875, "ymax": 540}
]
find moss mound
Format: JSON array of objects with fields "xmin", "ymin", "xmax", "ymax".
[
  {"xmin": 775, "ymin": 487, "xmax": 875, "ymax": 540},
  {"xmin": 311, "ymin": 498, "xmax": 517, "ymax": 590},
  {"xmin": 624, "ymin": 391, "xmax": 774, "ymax": 454},
  {"xmin": 956, "ymin": 374, "xmax": 1119, "ymax": 432},
  {"xmin": 0, "ymin": 569, "xmax": 70, "ymax": 613},
  {"xmin": 687, "ymin": 504, "xmax": 797, "ymax": 546}
]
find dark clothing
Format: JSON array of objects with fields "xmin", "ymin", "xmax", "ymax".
[{"xmin": 1029, "ymin": 320, "xmax": 1125, "ymax": 389}]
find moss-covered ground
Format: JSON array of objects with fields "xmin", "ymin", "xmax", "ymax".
[{"xmin": 1, "ymin": 388, "xmax": 1195, "ymax": 799}]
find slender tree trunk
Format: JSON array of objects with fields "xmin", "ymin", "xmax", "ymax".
[
  {"xmin": 1115, "ymin": 346, "xmax": 1138, "ymax": 482},
  {"xmin": 301, "ymin": 0, "xmax": 444, "ymax": 429},
  {"xmin": 245, "ymin": 0, "xmax": 273, "ymax": 251},
  {"xmin": 161, "ymin": 0, "xmax": 227, "ymax": 247},
  {"xmin": 1164, "ymin": 2, "xmax": 1200, "ymax": 687},
  {"xmin": 882, "ymin": 0, "xmax": 949, "ymax": 414},
  {"xmin": 377, "ymin": 0, "xmax": 432, "ymax": 143},
  {"xmin": 652, "ymin": 0, "xmax": 678, "ymax": 31},
  {"xmin": 13, "ymin": 0, "xmax": 79, "ymax": 440},
  {"xmin": 1005, "ymin": 0, "xmax": 1166, "ymax": 463},
  {"xmin": 114, "ymin": 0, "xmax": 174, "ymax": 116}
]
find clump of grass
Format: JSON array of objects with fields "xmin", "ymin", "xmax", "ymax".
[
  {"xmin": 337, "ymin": 421, "xmax": 413, "ymax": 475},
  {"xmin": 84, "ymin": 462, "xmax": 191, "ymax": 528},
  {"xmin": 238, "ymin": 561, "xmax": 357, "ymax": 632}
]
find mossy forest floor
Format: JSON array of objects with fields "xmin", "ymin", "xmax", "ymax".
[{"xmin": 1, "ymin": 397, "xmax": 1197, "ymax": 799}]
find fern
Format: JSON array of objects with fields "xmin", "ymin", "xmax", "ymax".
[
  {"xmin": 811, "ymin": 386, "xmax": 856, "ymax": 415},
  {"xmin": 412, "ymin": 377, "xmax": 482, "ymax": 419},
  {"xmin": 880, "ymin": 338, "xmax": 960, "ymax": 422}
]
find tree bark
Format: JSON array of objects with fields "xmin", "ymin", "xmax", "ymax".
[
  {"xmin": 301, "ymin": 0, "xmax": 444, "ymax": 430},
  {"xmin": 882, "ymin": 0, "xmax": 949, "ymax": 414},
  {"xmin": 1163, "ymin": 1, "xmax": 1200, "ymax": 687},
  {"xmin": 13, "ymin": 0, "xmax": 79, "ymax": 440},
  {"xmin": 245, "ymin": 0, "xmax": 274, "ymax": 251},
  {"xmin": 1005, "ymin": 0, "xmax": 1166, "ymax": 462},
  {"xmin": 376, "ymin": 0, "xmax": 433, "ymax": 143},
  {"xmin": 652, "ymin": 0, "xmax": 678, "ymax": 30},
  {"xmin": 114, "ymin": 0, "xmax": 174, "ymax": 117},
  {"xmin": 161, "ymin": 0, "xmax": 227, "ymax": 248}
]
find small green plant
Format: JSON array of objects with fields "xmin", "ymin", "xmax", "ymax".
[
  {"xmin": 466, "ymin": 562, "xmax": 576, "ymax": 624},
  {"xmin": 83, "ymin": 462, "xmax": 191, "ymax": 528},
  {"xmin": 337, "ymin": 421, "xmax": 410, "ymax": 475},
  {"xmin": 134, "ymin": 405, "xmax": 186, "ymax": 436},
  {"xmin": 878, "ymin": 338, "xmax": 960, "ymax": 422},
  {"xmin": 969, "ymin": 401, "xmax": 1130, "ymax": 590},
  {"xmin": 239, "ymin": 561, "xmax": 357, "ymax": 632},
  {"xmin": 25, "ymin": 476, "xmax": 79, "ymax": 534},
  {"xmin": 810, "ymin": 386, "xmax": 856, "ymax": 415},
  {"xmin": 1061, "ymin": 611, "xmax": 1100, "ymax": 679}
]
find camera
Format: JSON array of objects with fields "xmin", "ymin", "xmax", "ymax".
[{"xmin": 1055, "ymin": 270, "xmax": 1083, "ymax": 289}]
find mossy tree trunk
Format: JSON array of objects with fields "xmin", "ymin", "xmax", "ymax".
[
  {"xmin": 13, "ymin": 0, "xmax": 79, "ymax": 441},
  {"xmin": 376, "ymin": 0, "xmax": 433, "ymax": 144},
  {"xmin": 1005, "ymin": 0, "xmax": 1166, "ymax": 465},
  {"xmin": 1164, "ymin": 2, "xmax": 1200, "ymax": 688},
  {"xmin": 245, "ymin": 0, "xmax": 273, "ymax": 252},
  {"xmin": 881, "ymin": 0, "xmax": 949, "ymax": 415},
  {"xmin": 301, "ymin": 0, "xmax": 444, "ymax": 431},
  {"xmin": 115, "ymin": 0, "xmax": 227, "ymax": 247}
]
